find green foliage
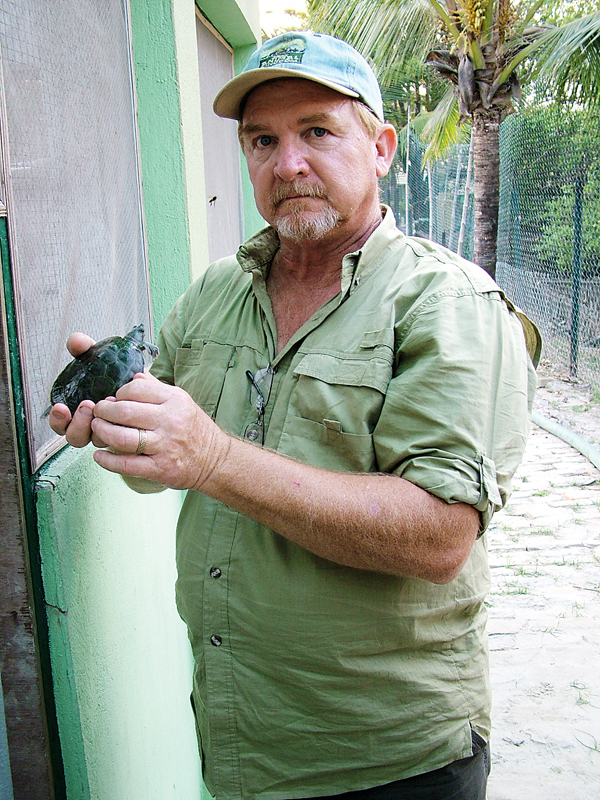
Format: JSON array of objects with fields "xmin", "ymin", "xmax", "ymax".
[
  {"xmin": 309, "ymin": 0, "xmax": 600, "ymax": 274},
  {"xmin": 534, "ymin": 167, "xmax": 600, "ymax": 278},
  {"xmin": 500, "ymin": 104, "xmax": 600, "ymax": 278},
  {"xmin": 261, "ymin": 9, "xmax": 309, "ymax": 40},
  {"xmin": 532, "ymin": 11, "xmax": 600, "ymax": 107},
  {"xmin": 420, "ymin": 88, "xmax": 471, "ymax": 162},
  {"xmin": 309, "ymin": 0, "xmax": 600, "ymax": 143},
  {"xmin": 308, "ymin": 0, "xmax": 444, "ymax": 115},
  {"xmin": 544, "ymin": 0, "xmax": 600, "ymax": 25}
]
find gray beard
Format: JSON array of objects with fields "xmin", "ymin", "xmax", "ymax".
[
  {"xmin": 274, "ymin": 205, "xmax": 342, "ymax": 242},
  {"xmin": 269, "ymin": 183, "xmax": 342, "ymax": 242}
]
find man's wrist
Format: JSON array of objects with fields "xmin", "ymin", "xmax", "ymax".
[{"xmin": 191, "ymin": 424, "xmax": 234, "ymax": 494}]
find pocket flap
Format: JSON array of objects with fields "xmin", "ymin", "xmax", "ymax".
[
  {"xmin": 360, "ymin": 328, "xmax": 394, "ymax": 349},
  {"xmin": 293, "ymin": 352, "xmax": 391, "ymax": 393}
]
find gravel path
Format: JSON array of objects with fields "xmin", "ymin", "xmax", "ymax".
[{"xmin": 486, "ymin": 367, "xmax": 600, "ymax": 799}]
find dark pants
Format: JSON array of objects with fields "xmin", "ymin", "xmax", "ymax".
[{"xmin": 300, "ymin": 731, "xmax": 490, "ymax": 800}]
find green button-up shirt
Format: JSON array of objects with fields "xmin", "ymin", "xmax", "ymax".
[{"xmin": 151, "ymin": 208, "xmax": 537, "ymax": 800}]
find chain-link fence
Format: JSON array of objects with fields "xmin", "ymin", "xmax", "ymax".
[
  {"xmin": 380, "ymin": 103, "xmax": 600, "ymax": 398},
  {"xmin": 381, "ymin": 132, "xmax": 475, "ymax": 257},
  {"xmin": 497, "ymin": 105, "xmax": 600, "ymax": 394}
]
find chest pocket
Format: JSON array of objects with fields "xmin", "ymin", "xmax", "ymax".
[
  {"xmin": 292, "ymin": 349, "xmax": 392, "ymax": 431},
  {"xmin": 279, "ymin": 338, "xmax": 394, "ymax": 472},
  {"xmin": 174, "ymin": 340, "xmax": 234, "ymax": 418}
]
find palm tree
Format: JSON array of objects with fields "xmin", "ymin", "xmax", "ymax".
[{"xmin": 308, "ymin": 0, "xmax": 600, "ymax": 278}]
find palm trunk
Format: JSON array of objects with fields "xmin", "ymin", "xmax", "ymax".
[{"xmin": 472, "ymin": 110, "xmax": 501, "ymax": 278}]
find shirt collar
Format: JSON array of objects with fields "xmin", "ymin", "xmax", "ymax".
[
  {"xmin": 236, "ymin": 227, "xmax": 280, "ymax": 277},
  {"xmin": 235, "ymin": 205, "xmax": 403, "ymax": 286}
]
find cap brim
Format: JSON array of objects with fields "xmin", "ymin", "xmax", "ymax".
[{"xmin": 213, "ymin": 67, "xmax": 360, "ymax": 120}]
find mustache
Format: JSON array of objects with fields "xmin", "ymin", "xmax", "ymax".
[{"xmin": 270, "ymin": 183, "xmax": 329, "ymax": 208}]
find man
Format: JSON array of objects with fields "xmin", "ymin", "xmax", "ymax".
[{"xmin": 50, "ymin": 31, "xmax": 539, "ymax": 800}]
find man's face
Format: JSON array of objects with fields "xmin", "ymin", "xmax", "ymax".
[{"xmin": 239, "ymin": 79, "xmax": 387, "ymax": 243}]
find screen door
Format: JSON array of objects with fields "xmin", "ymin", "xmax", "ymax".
[{"xmin": 0, "ymin": 0, "xmax": 151, "ymax": 469}]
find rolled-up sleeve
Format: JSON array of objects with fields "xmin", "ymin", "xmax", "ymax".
[{"xmin": 374, "ymin": 283, "xmax": 535, "ymax": 532}]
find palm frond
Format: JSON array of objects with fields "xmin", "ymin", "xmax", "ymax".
[
  {"xmin": 419, "ymin": 86, "xmax": 471, "ymax": 163},
  {"xmin": 532, "ymin": 11, "xmax": 600, "ymax": 106},
  {"xmin": 408, "ymin": 109, "xmax": 433, "ymax": 137},
  {"xmin": 309, "ymin": 0, "xmax": 442, "ymax": 87}
]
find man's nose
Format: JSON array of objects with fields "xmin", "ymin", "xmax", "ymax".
[{"xmin": 273, "ymin": 141, "xmax": 309, "ymax": 181}]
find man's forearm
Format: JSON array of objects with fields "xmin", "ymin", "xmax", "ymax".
[{"xmin": 199, "ymin": 436, "xmax": 480, "ymax": 584}]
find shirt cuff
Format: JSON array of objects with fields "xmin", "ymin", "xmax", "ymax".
[{"xmin": 396, "ymin": 451, "xmax": 504, "ymax": 533}]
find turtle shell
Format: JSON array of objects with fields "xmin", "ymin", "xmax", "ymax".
[{"xmin": 49, "ymin": 324, "xmax": 159, "ymax": 415}]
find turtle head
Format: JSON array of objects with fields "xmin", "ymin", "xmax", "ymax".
[
  {"xmin": 125, "ymin": 324, "xmax": 146, "ymax": 343},
  {"xmin": 125, "ymin": 324, "xmax": 158, "ymax": 364}
]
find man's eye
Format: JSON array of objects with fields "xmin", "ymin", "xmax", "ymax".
[
  {"xmin": 312, "ymin": 127, "xmax": 327, "ymax": 138},
  {"xmin": 257, "ymin": 135, "xmax": 272, "ymax": 147}
]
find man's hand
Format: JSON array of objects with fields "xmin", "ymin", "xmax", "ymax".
[
  {"xmin": 48, "ymin": 333, "xmax": 100, "ymax": 447},
  {"xmin": 91, "ymin": 372, "xmax": 231, "ymax": 491}
]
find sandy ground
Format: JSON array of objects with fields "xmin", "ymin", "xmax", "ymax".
[
  {"xmin": 486, "ymin": 362, "xmax": 600, "ymax": 799},
  {"xmin": 534, "ymin": 360, "xmax": 600, "ymax": 449}
]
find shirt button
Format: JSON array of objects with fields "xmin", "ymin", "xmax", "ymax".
[
  {"xmin": 209, "ymin": 566, "xmax": 222, "ymax": 578},
  {"xmin": 245, "ymin": 427, "xmax": 260, "ymax": 441},
  {"xmin": 210, "ymin": 635, "xmax": 222, "ymax": 647}
]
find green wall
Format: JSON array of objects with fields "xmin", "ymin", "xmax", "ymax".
[
  {"xmin": 34, "ymin": 1, "xmax": 261, "ymax": 797},
  {"xmin": 129, "ymin": 0, "xmax": 195, "ymax": 328},
  {"xmin": 37, "ymin": 449, "xmax": 199, "ymax": 800}
]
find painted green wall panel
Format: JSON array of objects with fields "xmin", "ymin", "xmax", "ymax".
[
  {"xmin": 129, "ymin": 0, "xmax": 193, "ymax": 329},
  {"xmin": 172, "ymin": 0, "xmax": 211, "ymax": 283},
  {"xmin": 37, "ymin": 447, "xmax": 201, "ymax": 799},
  {"xmin": 198, "ymin": 0, "xmax": 260, "ymax": 48}
]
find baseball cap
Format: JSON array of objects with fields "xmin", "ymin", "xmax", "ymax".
[{"xmin": 213, "ymin": 31, "xmax": 384, "ymax": 122}]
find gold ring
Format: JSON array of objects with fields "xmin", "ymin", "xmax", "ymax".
[{"xmin": 136, "ymin": 428, "xmax": 147, "ymax": 455}]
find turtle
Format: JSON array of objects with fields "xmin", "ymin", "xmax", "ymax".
[{"xmin": 45, "ymin": 324, "xmax": 159, "ymax": 417}]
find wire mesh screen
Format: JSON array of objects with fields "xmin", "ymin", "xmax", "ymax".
[
  {"xmin": 381, "ymin": 129, "xmax": 430, "ymax": 239},
  {"xmin": 0, "ymin": 0, "xmax": 151, "ymax": 470}
]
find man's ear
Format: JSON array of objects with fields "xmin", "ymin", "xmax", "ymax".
[{"xmin": 375, "ymin": 124, "xmax": 398, "ymax": 178}]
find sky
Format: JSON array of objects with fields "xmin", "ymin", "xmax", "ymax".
[{"xmin": 259, "ymin": 0, "xmax": 308, "ymax": 36}]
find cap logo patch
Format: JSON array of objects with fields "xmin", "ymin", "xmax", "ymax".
[{"xmin": 259, "ymin": 37, "xmax": 307, "ymax": 68}]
